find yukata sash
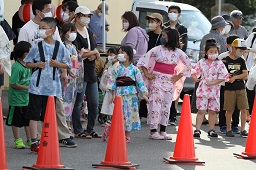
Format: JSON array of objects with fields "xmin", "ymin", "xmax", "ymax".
[{"xmin": 153, "ymin": 62, "xmax": 175, "ymax": 74}]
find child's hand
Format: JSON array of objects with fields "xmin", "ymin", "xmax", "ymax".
[
  {"xmin": 142, "ymin": 93, "xmax": 149, "ymax": 103},
  {"xmin": 228, "ymin": 76, "xmax": 236, "ymax": 83},
  {"xmin": 36, "ymin": 61, "xmax": 46, "ymax": 69},
  {"xmin": 50, "ymin": 59, "xmax": 60, "ymax": 67},
  {"xmin": 191, "ymin": 75, "xmax": 200, "ymax": 82},
  {"xmin": 145, "ymin": 73, "xmax": 155, "ymax": 80},
  {"xmin": 0, "ymin": 63, "xmax": 4, "ymax": 74},
  {"xmin": 67, "ymin": 69, "xmax": 76, "ymax": 78},
  {"xmin": 61, "ymin": 72, "xmax": 68, "ymax": 87},
  {"xmin": 206, "ymin": 81, "xmax": 214, "ymax": 86},
  {"xmin": 171, "ymin": 74, "xmax": 183, "ymax": 83},
  {"xmin": 88, "ymin": 55, "xmax": 97, "ymax": 61},
  {"xmin": 110, "ymin": 95, "xmax": 116, "ymax": 104}
]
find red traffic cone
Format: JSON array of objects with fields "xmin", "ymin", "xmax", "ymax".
[
  {"xmin": 23, "ymin": 96, "xmax": 73, "ymax": 169},
  {"xmin": 234, "ymin": 95, "xmax": 256, "ymax": 159},
  {"xmin": 164, "ymin": 94, "xmax": 205, "ymax": 164},
  {"xmin": 0, "ymin": 98, "xmax": 9, "ymax": 170},
  {"xmin": 92, "ymin": 96, "xmax": 139, "ymax": 169}
]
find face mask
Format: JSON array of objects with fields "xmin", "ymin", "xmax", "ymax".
[
  {"xmin": 39, "ymin": 29, "xmax": 48, "ymax": 39},
  {"xmin": 123, "ymin": 22, "xmax": 129, "ymax": 30},
  {"xmin": 117, "ymin": 54, "xmax": 126, "ymax": 62},
  {"xmin": 208, "ymin": 54, "xmax": 218, "ymax": 60},
  {"xmin": 168, "ymin": 12, "xmax": 178, "ymax": 21},
  {"xmin": 108, "ymin": 55, "xmax": 115, "ymax": 61},
  {"xmin": 80, "ymin": 17, "xmax": 90, "ymax": 26},
  {"xmin": 68, "ymin": 32, "xmax": 77, "ymax": 42},
  {"xmin": 220, "ymin": 29, "xmax": 225, "ymax": 35},
  {"xmin": 61, "ymin": 12, "xmax": 70, "ymax": 22},
  {"xmin": 228, "ymin": 46, "xmax": 232, "ymax": 52},
  {"xmin": 236, "ymin": 52, "xmax": 243, "ymax": 57},
  {"xmin": 98, "ymin": 12, "xmax": 102, "ymax": 17},
  {"xmin": 160, "ymin": 37, "xmax": 167, "ymax": 45},
  {"xmin": 224, "ymin": 25, "xmax": 231, "ymax": 35},
  {"xmin": 148, "ymin": 22, "xmax": 157, "ymax": 31},
  {"xmin": 43, "ymin": 11, "xmax": 52, "ymax": 18}
]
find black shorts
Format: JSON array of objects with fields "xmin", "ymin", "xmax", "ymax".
[
  {"xmin": 26, "ymin": 93, "xmax": 49, "ymax": 121},
  {"xmin": 0, "ymin": 74, "xmax": 4, "ymax": 86},
  {"xmin": 6, "ymin": 106, "xmax": 29, "ymax": 127}
]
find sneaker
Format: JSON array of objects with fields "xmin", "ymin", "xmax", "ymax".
[
  {"xmin": 160, "ymin": 132, "xmax": 172, "ymax": 140},
  {"xmin": 149, "ymin": 132, "xmax": 165, "ymax": 140},
  {"xmin": 59, "ymin": 138, "xmax": 77, "ymax": 148},
  {"xmin": 240, "ymin": 130, "xmax": 248, "ymax": 138},
  {"xmin": 30, "ymin": 141, "xmax": 40, "ymax": 152},
  {"xmin": 169, "ymin": 121, "xmax": 176, "ymax": 126},
  {"xmin": 220, "ymin": 126, "xmax": 227, "ymax": 134},
  {"xmin": 193, "ymin": 130, "xmax": 201, "ymax": 138},
  {"xmin": 25, "ymin": 140, "xmax": 32, "ymax": 147},
  {"xmin": 14, "ymin": 138, "xmax": 26, "ymax": 149},
  {"xmin": 226, "ymin": 130, "xmax": 235, "ymax": 137},
  {"xmin": 232, "ymin": 127, "xmax": 241, "ymax": 134},
  {"xmin": 208, "ymin": 130, "xmax": 218, "ymax": 138}
]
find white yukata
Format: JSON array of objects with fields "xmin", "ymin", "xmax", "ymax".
[
  {"xmin": 137, "ymin": 45, "xmax": 192, "ymax": 129},
  {"xmin": 192, "ymin": 58, "xmax": 229, "ymax": 112}
]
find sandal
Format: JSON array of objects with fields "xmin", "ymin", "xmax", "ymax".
[
  {"xmin": 75, "ymin": 131, "xmax": 92, "ymax": 139},
  {"xmin": 90, "ymin": 131, "xmax": 102, "ymax": 138},
  {"xmin": 160, "ymin": 132, "xmax": 172, "ymax": 140},
  {"xmin": 208, "ymin": 130, "xmax": 218, "ymax": 138},
  {"xmin": 193, "ymin": 130, "xmax": 201, "ymax": 138},
  {"xmin": 126, "ymin": 136, "xmax": 131, "ymax": 143},
  {"xmin": 149, "ymin": 132, "xmax": 165, "ymax": 140}
]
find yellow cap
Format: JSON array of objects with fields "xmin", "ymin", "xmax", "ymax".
[{"xmin": 231, "ymin": 38, "xmax": 247, "ymax": 50}]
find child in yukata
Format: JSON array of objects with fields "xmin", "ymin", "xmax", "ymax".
[
  {"xmin": 137, "ymin": 28, "xmax": 192, "ymax": 140},
  {"xmin": 107, "ymin": 45, "xmax": 148, "ymax": 143},
  {"xmin": 192, "ymin": 39, "xmax": 229, "ymax": 138}
]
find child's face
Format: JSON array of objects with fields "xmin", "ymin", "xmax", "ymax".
[
  {"xmin": 119, "ymin": 49, "xmax": 129, "ymax": 60},
  {"xmin": 65, "ymin": 29, "xmax": 77, "ymax": 42},
  {"xmin": 39, "ymin": 21, "xmax": 55, "ymax": 39},
  {"xmin": 206, "ymin": 47, "xmax": 218, "ymax": 56}
]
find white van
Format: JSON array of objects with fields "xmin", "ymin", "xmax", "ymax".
[{"xmin": 132, "ymin": 0, "xmax": 211, "ymax": 98}]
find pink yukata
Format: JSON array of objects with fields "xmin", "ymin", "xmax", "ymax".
[
  {"xmin": 137, "ymin": 45, "xmax": 192, "ymax": 129},
  {"xmin": 192, "ymin": 58, "xmax": 229, "ymax": 112}
]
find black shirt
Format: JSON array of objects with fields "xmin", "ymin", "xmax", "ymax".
[
  {"xmin": 223, "ymin": 56, "xmax": 247, "ymax": 90},
  {"xmin": 12, "ymin": 11, "xmax": 25, "ymax": 45},
  {"xmin": 75, "ymin": 29, "xmax": 97, "ymax": 83},
  {"xmin": 147, "ymin": 31, "xmax": 161, "ymax": 51}
]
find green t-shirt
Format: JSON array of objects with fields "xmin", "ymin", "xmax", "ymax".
[{"xmin": 8, "ymin": 61, "xmax": 31, "ymax": 106}]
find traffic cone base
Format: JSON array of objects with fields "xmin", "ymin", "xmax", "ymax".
[
  {"xmin": 164, "ymin": 94, "xmax": 204, "ymax": 165},
  {"xmin": 234, "ymin": 95, "xmax": 256, "ymax": 159},
  {"xmin": 164, "ymin": 157, "xmax": 205, "ymax": 164},
  {"xmin": 92, "ymin": 96, "xmax": 139, "ymax": 169},
  {"xmin": 22, "ymin": 166, "xmax": 74, "ymax": 170}
]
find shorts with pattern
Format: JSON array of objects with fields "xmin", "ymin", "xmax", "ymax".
[{"xmin": 196, "ymin": 97, "xmax": 220, "ymax": 112}]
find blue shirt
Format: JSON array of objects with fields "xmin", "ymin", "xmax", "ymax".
[
  {"xmin": 24, "ymin": 40, "xmax": 72, "ymax": 97},
  {"xmin": 88, "ymin": 11, "xmax": 108, "ymax": 44}
]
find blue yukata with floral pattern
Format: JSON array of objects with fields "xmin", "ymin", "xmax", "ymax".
[
  {"xmin": 24, "ymin": 40, "xmax": 72, "ymax": 97},
  {"xmin": 107, "ymin": 63, "xmax": 148, "ymax": 131}
]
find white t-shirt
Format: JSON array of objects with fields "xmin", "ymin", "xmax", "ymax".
[
  {"xmin": 17, "ymin": 20, "xmax": 61, "ymax": 46},
  {"xmin": 245, "ymin": 32, "xmax": 256, "ymax": 71}
]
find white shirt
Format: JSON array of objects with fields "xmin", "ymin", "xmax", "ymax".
[
  {"xmin": 17, "ymin": 20, "xmax": 61, "ymax": 46},
  {"xmin": 245, "ymin": 32, "xmax": 256, "ymax": 71}
]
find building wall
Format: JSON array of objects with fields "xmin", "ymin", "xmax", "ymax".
[{"xmin": 3, "ymin": 0, "xmax": 133, "ymax": 88}]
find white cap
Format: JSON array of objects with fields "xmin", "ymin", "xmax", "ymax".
[{"xmin": 75, "ymin": 6, "xmax": 93, "ymax": 15}]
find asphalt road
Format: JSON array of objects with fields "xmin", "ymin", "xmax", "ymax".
[{"xmin": 1, "ymin": 90, "xmax": 256, "ymax": 170}]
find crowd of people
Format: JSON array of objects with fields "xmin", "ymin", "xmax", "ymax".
[{"xmin": 1, "ymin": 0, "xmax": 255, "ymax": 153}]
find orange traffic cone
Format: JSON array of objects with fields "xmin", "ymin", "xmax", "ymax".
[
  {"xmin": 164, "ymin": 94, "xmax": 205, "ymax": 164},
  {"xmin": 0, "ymin": 98, "xmax": 9, "ymax": 170},
  {"xmin": 23, "ymin": 96, "xmax": 73, "ymax": 169},
  {"xmin": 233, "ymin": 95, "xmax": 256, "ymax": 159},
  {"xmin": 92, "ymin": 96, "xmax": 139, "ymax": 169}
]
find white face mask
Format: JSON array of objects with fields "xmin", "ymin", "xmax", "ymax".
[
  {"xmin": 61, "ymin": 12, "xmax": 70, "ymax": 22},
  {"xmin": 220, "ymin": 28, "xmax": 225, "ymax": 35},
  {"xmin": 68, "ymin": 32, "xmax": 77, "ymax": 42},
  {"xmin": 117, "ymin": 54, "xmax": 126, "ymax": 62},
  {"xmin": 108, "ymin": 55, "xmax": 115, "ymax": 61},
  {"xmin": 168, "ymin": 12, "xmax": 178, "ymax": 21},
  {"xmin": 98, "ymin": 12, "xmax": 102, "ymax": 17},
  {"xmin": 123, "ymin": 22, "xmax": 129, "ymax": 30},
  {"xmin": 224, "ymin": 25, "xmax": 231, "ymax": 35},
  {"xmin": 43, "ymin": 11, "xmax": 52, "ymax": 18},
  {"xmin": 208, "ymin": 54, "xmax": 218, "ymax": 60},
  {"xmin": 39, "ymin": 29, "xmax": 48, "ymax": 39},
  {"xmin": 148, "ymin": 22, "xmax": 157, "ymax": 31},
  {"xmin": 80, "ymin": 17, "xmax": 90, "ymax": 26}
]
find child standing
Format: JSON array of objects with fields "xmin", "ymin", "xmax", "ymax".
[
  {"xmin": 107, "ymin": 45, "xmax": 148, "ymax": 142},
  {"xmin": 61, "ymin": 23, "xmax": 83, "ymax": 130},
  {"xmin": 24, "ymin": 17, "xmax": 72, "ymax": 152},
  {"xmin": 223, "ymin": 38, "xmax": 249, "ymax": 137},
  {"xmin": 6, "ymin": 41, "xmax": 32, "ymax": 149},
  {"xmin": 192, "ymin": 39, "xmax": 229, "ymax": 138}
]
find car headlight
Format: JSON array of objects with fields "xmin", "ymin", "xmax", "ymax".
[{"xmin": 186, "ymin": 48, "xmax": 199, "ymax": 64}]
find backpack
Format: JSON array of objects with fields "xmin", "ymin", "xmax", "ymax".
[{"xmin": 36, "ymin": 41, "xmax": 60, "ymax": 87}]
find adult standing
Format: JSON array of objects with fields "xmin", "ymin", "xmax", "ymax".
[
  {"xmin": 88, "ymin": 3, "xmax": 109, "ymax": 44},
  {"xmin": 18, "ymin": 0, "xmax": 76, "ymax": 147},
  {"xmin": 72, "ymin": 6, "xmax": 101, "ymax": 138},
  {"xmin": 229, "ymin": 10, "xmax": 248, "ymax": 39},
  {"xmin": 121, "ymin": 11, "xmax": 149, "ymax": 64}
]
